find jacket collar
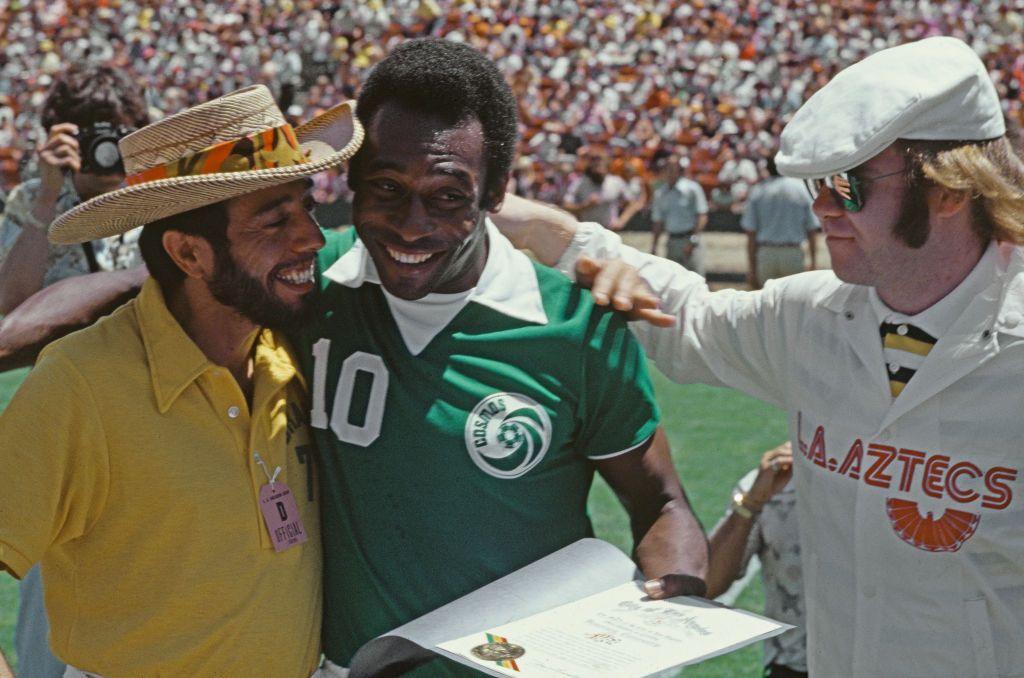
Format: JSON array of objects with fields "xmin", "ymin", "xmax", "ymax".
[
  {"xmin": 813, "ymin": 242, "xmax": 1024, "ymax": 418},
  {"xmin": 810, "ymin": 242, "xmax": 1024, "ymax": 429},
  {"xmin": 868, "ymin": 241, "xmax": 1000, "ymax": 339},
  {"xmin": 817, "ymin": 275, "xmax": 862, "ymax": 315},
  {"xmin": 817, "ymin": 242, "xmax": 1024, "ymax": 340}
]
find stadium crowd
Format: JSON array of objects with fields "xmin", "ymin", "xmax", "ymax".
[{"xmin": 2, "ymin": 0, "xmax": 1024, "ymax": 208}]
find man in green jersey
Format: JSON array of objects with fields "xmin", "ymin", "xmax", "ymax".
[{"xmin": 300, "ymin": 39, "xmax": 708, "ymax": 674}]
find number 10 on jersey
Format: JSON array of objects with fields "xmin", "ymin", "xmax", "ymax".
[{"xmin": 310, "ymin": 339, "xmax": 390, "ymax": 447}]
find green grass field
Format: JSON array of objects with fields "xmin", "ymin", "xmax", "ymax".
[{"xmin": 0, "ymin": 365, "xmax": 785, "ymax": 676}]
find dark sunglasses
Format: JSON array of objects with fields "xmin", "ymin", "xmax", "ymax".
[{"xmin": 804, "ymin": 168, "xmax": 909, "ymax": 212}]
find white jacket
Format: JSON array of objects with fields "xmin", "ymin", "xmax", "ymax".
[{"xmin": 561, "ymin": 224, "xmax": 1024, "ymax": 678}]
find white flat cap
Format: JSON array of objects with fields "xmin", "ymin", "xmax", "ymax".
[{"xmin": 776, "ymin": 36, "xmax": 1005, "ymax": 179}]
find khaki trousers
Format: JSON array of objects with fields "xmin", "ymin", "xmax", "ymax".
[{"xmin": 755, "ymin": 245, "xmax": 804, "ymax": 285}]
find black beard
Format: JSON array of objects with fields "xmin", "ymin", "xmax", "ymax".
[
  {"xmin": 206, "ymin": 247, "xmax": 315, "ymax": 330},
  {"xmin": 586, "ymin": 169, "xmax": 606, "ymax": 184}
]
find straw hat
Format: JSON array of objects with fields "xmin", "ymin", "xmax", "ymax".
[{"xmin": 50, "ymin": 84, "xmax": 364, "ymax": 245}]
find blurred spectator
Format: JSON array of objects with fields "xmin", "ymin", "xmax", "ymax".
[
  {"xmin": 742, "ymin": 156, "xmax": 819, "ymax": 289},
  {"xmin": 707, "ymin": 442, "xmax": 806, "ymax": 678},
  {"xmin": 613, "ymin": 156, "xmax": 651, "ymax": 230},
  {"xmin": 650, "ymin": 153, "xmax": 708, "ymax": 274},
  {"xmin": 717, "ymin": 142, "xmax": 761, "ymax": 207},
  {"xmin": 563, "ymin": 147, "xmax": 637, "ymax": 228}
]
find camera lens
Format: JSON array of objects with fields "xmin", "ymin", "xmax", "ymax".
[
  {"xmin": 93, "ymin": 139, "xmax": 121, "ymax": 170},
  {"xmin": 76, "ymin": 122, "xmax": 131, "ymax": 174}
]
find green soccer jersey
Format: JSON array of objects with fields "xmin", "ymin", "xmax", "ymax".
[{"xmin": 298, "ymin": 224, "xmax": 660, "ymax": 670}]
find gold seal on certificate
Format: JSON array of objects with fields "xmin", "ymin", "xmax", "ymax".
[{"xmin": 471, "ymin": 641, "xmax": 526, "ymax": 661}]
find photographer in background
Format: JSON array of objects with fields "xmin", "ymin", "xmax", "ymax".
[
  {"xmin": 0, "ymin": 63, "xmax": 149, "ymax": 315},
  {"xmin": 0, "ymin": 63, "xmax": 149, "ymax": 678}
]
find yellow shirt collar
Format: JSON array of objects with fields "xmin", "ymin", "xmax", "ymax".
[
  {"xmin": 135, "ymin": 278, "xmax": 304, "ymax": 413},
  {"xmin": 252, "ymin": 327, "xmax": 306, "ymax": 415}
]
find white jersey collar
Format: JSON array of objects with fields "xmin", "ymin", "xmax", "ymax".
[{"xmin": 322, "ymin": 219, "xmax": 548, "ymax": 355}]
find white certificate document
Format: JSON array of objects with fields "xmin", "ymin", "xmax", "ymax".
[
  {"xmin": 347, "ymin": 539, "xmax": 642, "ymax": 678},
  {"xmin": 436, "ymin": 581, "xmax": 790, "ymax": 677}
]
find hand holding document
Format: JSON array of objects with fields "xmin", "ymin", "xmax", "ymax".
[
  {"xmin": 438, "ymin": 581, "xmax": 788, "ymax": 676},
  {"xmin": 347, "ymin": 539, "xmax": 790, "ymax": 678}
]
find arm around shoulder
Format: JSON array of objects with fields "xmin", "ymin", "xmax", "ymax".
[
  {"xmin": 491, "ymin": 194, "xmax": 580, "ymax": 266},
  {"xmin": 565, "ymin": 224, "xmax": 790, "ymax": 402},
  {"xmin": 0, "ymin": 266, "xmax": 146, "ymax": 371},
  {"xmin": 514, "ymin": 216, "xmax": 807, "ymax": 405}
]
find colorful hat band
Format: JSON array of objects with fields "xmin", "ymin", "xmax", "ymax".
[{"xmin": 126, "ymin": 123, "xmax": 311, "ymax": 187}]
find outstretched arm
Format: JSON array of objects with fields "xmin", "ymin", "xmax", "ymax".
[
  {"xmin": 496, "ymin": 196, "xmax": 792, "ymax": 406},
  {"xmin": 492, "ymin": 193, "xmax": 579, "ymax": 266},
  {"xmin": 0, "ymin": 266, "xmax": 147, "ymax": 371},
  {"xmin": 595, "ymin": 427, "xmax": 708, "ymax": 598},
  {"xmin": 493, "ymin": 195, "xmax": 674, "ymax": 326}
]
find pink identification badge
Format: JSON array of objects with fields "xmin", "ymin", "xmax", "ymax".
[{"xmin": 259, "ymin": 481, "xmax": 308, "ymax": 552}]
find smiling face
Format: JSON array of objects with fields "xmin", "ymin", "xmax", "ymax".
[
  {"xmin": 209, "ymin": 179, "xmax": 324, "ymax": 329},
  {"xmin": 812, "ymin": 145, "xmax": 919, "ymax": 287},
  {"xmin": 350, "ymin": 102, "xmax": 503, "ymax": 300}
]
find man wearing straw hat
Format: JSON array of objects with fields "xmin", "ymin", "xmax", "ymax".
[
  {"xmin": 0, "ymin": 85, "xmax": 362, "ymax": 676},
  {"xmin": 500, "ymin": 36, "xmax": 1024, "ymax": 677}
]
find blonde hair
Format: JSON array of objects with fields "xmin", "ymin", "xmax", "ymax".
[{"xmin": 908, "ymin": 136, "xmax": 1024, "ymax": 245}]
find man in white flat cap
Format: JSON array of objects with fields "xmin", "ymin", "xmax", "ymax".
[
  {"xmin": 0, "ymin": 85, "xmax": 362, "ymax": 676},
  {"xmin": 498, "ymin": 36, "xmax": 1024, "ymax": 677}
]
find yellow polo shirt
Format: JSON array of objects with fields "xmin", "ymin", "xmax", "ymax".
[{"xmin": 0, "ymin": 278, "xmax": 321, "ymax": 677}]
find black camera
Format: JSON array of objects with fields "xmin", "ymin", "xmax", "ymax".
[{"xmin": 76, "ymin": 122, "xmax": 134, "ymax": 175}]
